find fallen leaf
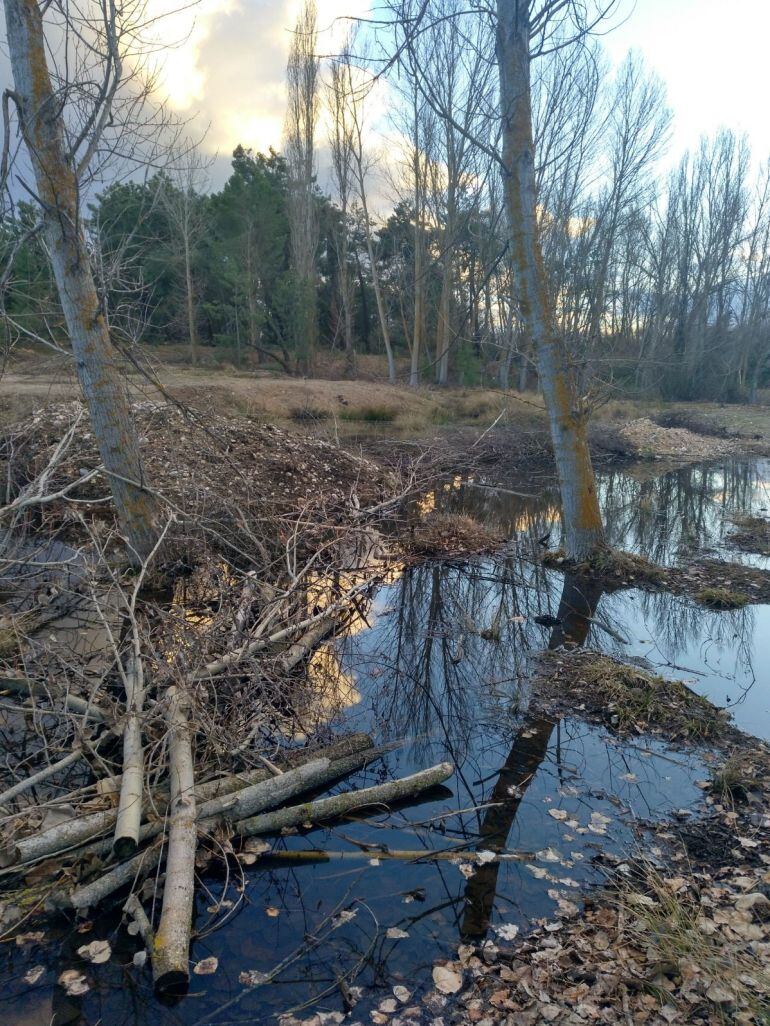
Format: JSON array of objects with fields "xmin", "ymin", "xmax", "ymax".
[
  {"xmin": 239, "ymin": 969, "xmax": 269, "ymax": 986},
  {"xmin": 493, "ymin": 923, "xmax": 519, "ymax": 940},
  {"xmin": 432, "ymin": 964, "xmax": 462, "ymax": 994},
  {"xmin": 58, "ymin": 970, "xmax": 89, "ymax": 996},
  {"xmin": 77, "ymin": 939, "xmax": 111, "ymax": 964},
  {"xmin": 548, "ymin": 809, "xmax": 568, "ymax": 821},
  {"xmin": 386, "ymin": 927, "xmax": 409, "ymax": 939},
  {"xmin": 24, "ymin": 965, "xmax": 45, "ymax": 985},
  {"xmin": 193, "ymin": 956, "xmax": 219, "ymax": 975}
]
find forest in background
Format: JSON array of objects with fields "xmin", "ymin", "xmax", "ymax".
[{"xmin": 2, "ymin": 1, "xmax": 770, "ymax": 403}]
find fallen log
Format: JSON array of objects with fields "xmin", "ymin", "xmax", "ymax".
[
  {"xmin": 153, "ymin": 684, "xmax": 197, "ymax": 994},
  {"xmin": 235, "ymin": 763, "xmax": 454, "ymax": 839},
  {"xmin": 113, "ymin": 651, "xmax": 145, "ymax": 858},
  {"xmin": 69, "ymin": 744, "xmax": 392, "ymax": 911},
  {"xmin": 3, "ymin": 733, "xmax": 376, "ymax": 870}
]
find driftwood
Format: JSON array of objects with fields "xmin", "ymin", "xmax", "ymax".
[
  {"xmin": 236, "ymin": 763, "xmax": 454, "ymax": 839},
  {"xmin": 152, "ymin": 684, "xmax": 197, "ymax": 993}
]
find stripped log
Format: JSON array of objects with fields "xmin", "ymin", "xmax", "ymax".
[
  {"xmin": 68, "ymin": 744, "xmax": 391, "ymax": 911},
  {"xmin": 236, "ymin": 763, "xmax": 454, "ymax": 839},
  {"xmin": 3, "ymin": 734, "xmax": 376, "ymax": 870},
  {"xmin": 113, "ymin": 651, "xmax": 145, "ymax": 857},
  {"xmin": 152, "ymin": 684, "xmax": 197, "ymax": 994}
]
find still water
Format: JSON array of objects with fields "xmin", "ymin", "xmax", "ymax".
[{"xmin": 2, "ymin": 458, "xmax": 769, "ymax": 1026}]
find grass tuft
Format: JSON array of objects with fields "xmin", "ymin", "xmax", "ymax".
[
  {"xmin": 695, "ymin": 587, "xmax": 749, "ymax": 610},
  {"xmin": 339, "ymin": 405, "xmax": 397, "ymax": 424}
]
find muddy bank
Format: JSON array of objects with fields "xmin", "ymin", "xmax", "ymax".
[
  {"xmin": 543, "ymin": 548, "xmax": 770, "ymax": 608},
  {"xmin": 729, "ymin": 514, "xmax": 770, "ymax": 556}
]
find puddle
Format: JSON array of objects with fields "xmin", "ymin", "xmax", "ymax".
[{"xmin": 2, "ymin": 457, "xmax": 770, "ymax": 1025}]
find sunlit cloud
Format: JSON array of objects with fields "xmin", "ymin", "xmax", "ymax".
[{"xmin": 146, "ymin": 0, "xmax": 376, "ymax": 164}]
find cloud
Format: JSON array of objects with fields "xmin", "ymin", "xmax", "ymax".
[{"xmin": 146, "ymin": 0, "xmax": 376, "ymax": 185}]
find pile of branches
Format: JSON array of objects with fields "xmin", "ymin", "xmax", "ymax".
[{"xmin": 0, "ymin": 400, "xmax": 452, "ymax": 994}]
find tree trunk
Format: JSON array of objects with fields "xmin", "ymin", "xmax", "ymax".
[
  {"xmin": 362, "ymin": 215, "xmax": 396, "ymax": 383},
  {"xmin": 183, "ymin": 232, "xmax": 198, "ymax": 366},
  {"xmin": 3, "ymin": 0, "xmax": 160, "ymax": 563},
  {"xmin": 496, "ymin": 0, "xmax": 604, "ymax": 560}
]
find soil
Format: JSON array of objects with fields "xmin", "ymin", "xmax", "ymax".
[
  {"xmin": 729, "ymin": 515, "xmax": 770, "ymax": 557},
  {"xmin": 542, "ymin": 549, "xmax": 770, "ymax": 608}
]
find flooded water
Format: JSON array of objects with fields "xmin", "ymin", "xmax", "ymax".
[{"xmin": 3, "ymin": 457, "xmax": 770, "ymax": 1026}]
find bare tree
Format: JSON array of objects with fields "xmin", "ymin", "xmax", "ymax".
[
  {"xmin": 327, "ymin": 43, "xmax": 357, "ymax": 376},
  {"xmin": 495, "ymin": 0, "xmax": 616, "ymax": 559},
  {"xmin": 159, "ymin": 149, "xmax": 211, "ymax": 367},
  {"xmin": 285, "ymin": 0, "xmax": 320, "ymax": 374},
  {"xmin": 334, "ymin": 42, "xmax": 397, "ymax": 383},
  {"xmin": 2, "ymin": 0, "xmax": 166, "ymax": 561}
]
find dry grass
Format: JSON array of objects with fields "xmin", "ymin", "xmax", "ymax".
[
  {"xmin": 406, "ymin": 512, "xmax": 504, "ymax": 558},
  {"xmin": 540, "ymin": 651, "xmax": 725, "ymax": 741},
  {"xmin": 620, "ymin": 865, "xmax": 770, "ymax": 1021},
  {"xmin": 695, "ymin": 587, "xmax": 750, "ymax": 610}
]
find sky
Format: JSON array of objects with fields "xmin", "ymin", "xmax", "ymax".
[{"xmin": 144, "ymin": 0, "xmax": 770, "ymax": 192}]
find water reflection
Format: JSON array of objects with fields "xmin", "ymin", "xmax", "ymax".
[
  {"xmin": 4, "ymin": 458, "xmax": 770, "ymax": 1024},
  {"xmin": 432, "ymin": 457, "xmax": 770, "ymax": 569}
]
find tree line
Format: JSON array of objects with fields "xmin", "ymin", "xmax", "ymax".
[{"xmin": 3, "ymin": 2, "xmax": 769, "ymax": 402}]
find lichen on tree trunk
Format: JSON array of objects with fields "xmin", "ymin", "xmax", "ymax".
[
  {"xmin": 3, "ymin": 0, "xmax": 160, "ymax": 563},
  {"xmin": 496, "ymin": 0, "xmax": 605, "ymax": 560}
]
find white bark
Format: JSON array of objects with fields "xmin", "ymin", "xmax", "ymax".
[
  {"xmin": 113, "ymin": 651, "xmax": 145, "ymax": 857},
  {"xmin": 152, "ymin": 684, "xmax": 196, "ymax": 993},
  {"xmin": 496, "ymin": 0, "xmax": 605, "ymax": 559}
]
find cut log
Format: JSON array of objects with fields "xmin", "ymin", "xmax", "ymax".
[
  {"xmin": 70, "ymin": 842, "xmax": 164, "ymax": 912},
  {"xmin": 113, "ymin": 651, "xmax": 145, "ymax": 858},
  {"xmin": 4, "ymin": 734, "xmax": 376, "ymax": 870},
  {"xmin": 152, "ymin": 684, "xmax": 197, "ymax": 994},
  {"xmin": 68, "ymin": 744, "xmax": 391, "ymax": 911},
  {"xmin": 236, "ymin": 763, "xmax": 454, "ymax": 839}
]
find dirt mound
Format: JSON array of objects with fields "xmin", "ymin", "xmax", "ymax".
[{"xmin": 594, "ymin": 417, "xmax": 738, "ymax": 461}]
